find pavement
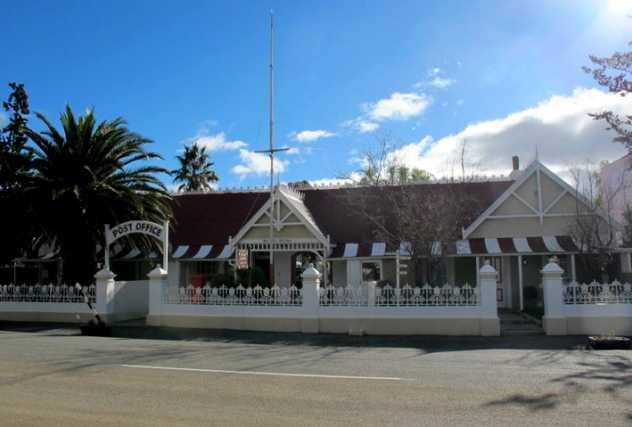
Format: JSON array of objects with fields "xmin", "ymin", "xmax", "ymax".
[{"xmin": 0, "ymin": 322, "xmax": 631, "ymax": 426}]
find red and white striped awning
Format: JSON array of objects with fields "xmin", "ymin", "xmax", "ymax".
[
  {"xmin": 171, "ymin": 244, "xmax": 234, "ymax": 260},
  {"xmin": 328, "ymin": 236, "xmax": 580, "ymax": 258},
  {"xmin": 453, "ymin": 236, "xmax": 579, "ymax": 255},
  {"xmin": 330, "ymin": 242, "xmax": 390, "ymax": 258}
]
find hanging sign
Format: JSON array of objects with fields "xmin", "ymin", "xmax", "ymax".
[
  {"xmin": 236, "ymin": 249, "xmax": 249, "ymax": 270},
  {"xmin": 104, "ymin": 220, "xmax": 169, "ymax": 273}
]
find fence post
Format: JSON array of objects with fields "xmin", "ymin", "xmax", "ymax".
[
  {"xmin": 479, "ymin": 260, "xmax": 500, "ymax": 336},
  {"xmin": 94, "ymin": 267, "xmax": 116, "ymax": 323},
  {"xmin": 367, "ymin": 280, "xmax": 377, "ymax": 306},
  {"xmin": 301, "ymin": 264, "xmax": 320, "ymax": 334},
  {"xmin": 147, "ymin": 264, "xmax": 168, "ymax": 326},
  {"xmin": 541, "ymin": 257, "xmax": 567, "ymax": 335}
]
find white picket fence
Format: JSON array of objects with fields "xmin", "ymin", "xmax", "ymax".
[
  {"xmin": 319, "ymin": 285, "xmax": 368, "ymax": 306},
  {"xmin": 563, "ymin": 281, "xmax": 632, "ymax": 304},
  {"xmin": 0, "ymin": 283, "xmax": 96, "ymax": 304},
  {"xmin": 375, "ymin": 283, "xmax": 478, "ymax": 306},
  {"xmin": 164, "ymin": 284, "xmax": 303, "ymax": 306},
  {"xmin": 166, "ymin": 283, "xmax": 479, "ymax": 307}
]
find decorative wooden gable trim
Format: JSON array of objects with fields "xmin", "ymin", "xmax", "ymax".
[
  {"xmin": 231, "ymin": 185, "xmax": 329, "ymax": 247},
  {"xmin": 462, "ymin": 160, "xmax": 593, "ymax": 239}
]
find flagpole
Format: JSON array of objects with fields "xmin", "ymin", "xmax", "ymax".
[{"xmin": 255, "ymin": 12, "xmax": 288, "ymax": 287}]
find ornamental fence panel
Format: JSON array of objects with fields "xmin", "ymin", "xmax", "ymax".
[
  {"xmin": 164, "ymin": 284, "xmax": 303, "ymax": 306},
  {"xmin": 375, "ymin": 283, "xmax": 479, "ymax": 307},
  {"xmin": 319, "ymin": 285, "xmax": 368, "ymax": 306},
  {"xmin": 0, "ymin": 283, "xmax": 96, "ymax": 304},
  {"xmin": 563, "ymin": 281, "xmax": 632, "ymax": 305}
]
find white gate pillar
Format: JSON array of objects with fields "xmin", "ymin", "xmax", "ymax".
[
  {"xmin": 147, "ymin": 265, "xmax": 168, "ymax": 326},
  {"xmin": 301, "ymin": 264, "xmax": 320, "ymax": 334},
  {"xmin": 479, "ymin": 260, "xmax": 500, "ymax": 336},
  {"xmin": 541, "ymin": 257, "xmax": 567, "ymax": 335},
  {"xmin": 95, "ymin": 268, "xmax": 116, "ymax": 322}
]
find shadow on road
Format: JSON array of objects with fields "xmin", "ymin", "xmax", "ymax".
[
  {"xmin": 483, "ymin": 350, "xmax": 632, "ymax": 421},
  {"xmin": 0, "ymin": 321, "xmax": 595, "ymax": 352}
]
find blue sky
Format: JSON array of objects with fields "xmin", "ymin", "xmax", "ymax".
[{"xmin": 3, "ymin": 0, "xmax": 632, "ymax": 188}]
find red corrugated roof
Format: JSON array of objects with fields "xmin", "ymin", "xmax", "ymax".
[
  {"xmin": 171, "ymin": 191, "xmax": 268, "ymax": 246},
  {"xmin": 170, "ymin": 180, "xmax": 513, "ymax": 246}
]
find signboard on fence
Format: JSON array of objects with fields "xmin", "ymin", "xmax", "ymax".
[
  {"xmin": 104, "ymin": 220, "xmax": 169, "ymax": 273},
  {"xmin": 236, "ymin": 249, "xmax": 249, "ymax": 270},
  {"xmin": 106, "ymin": 220, "xmax": 165, "ymax": 244}
]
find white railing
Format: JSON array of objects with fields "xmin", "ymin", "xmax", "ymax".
[
  {"xmin": 317, "ymin": 283, "xmax": 479, "ymax": 307},
  {"xmin": 0, "ymin": 283, "xmax": 96, "ymax": 304},
  {"xmin": 319, "ymin": 285, "xmax": 369, "ymax": 306},
  {"xmin": 164, "ymin": 284, "xmax": 303, "ymax": 306},
  {"xmin": 563, "ymin": 281, "xmax": 632, "ymax": 305},
  {"xmin": 375, "ymin": 283, "xmax": 479, "ymax": 306}
]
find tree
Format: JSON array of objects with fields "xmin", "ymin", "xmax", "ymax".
[
  {"xmin": 568, "ymin": 162, "xmax": 621, "ymax": 282},
  {"xmin": 288, "ymin": 180, "xmax": 312, "ymax": 189},
  {"xmin": 622, "ymin": 205, "xmax": 632, "ymax": 247},
  {"xmin": 0, "ymin": 82, "xmax": 30, "ymax": 188},
  {"xmin": 24, "ymin": 106, "xmax": 172, "ymax": 284},
  {"xmin": 171, "ymin": 144, "xmax": 218, "ymax": 192},
  {"xmin": 0, "ymin": 82, "xmax": 34, "ymax": 265},
  {"xmin": 584, "ymin": 42, "xmax": 632, "ymax": 148},
  {"xmin": 354, "ymin": 138, "xmax": 433, "ymax": 185},
  {"xmin": 342, "ymin": 138, "xmax": 480, "ymax": 285}
]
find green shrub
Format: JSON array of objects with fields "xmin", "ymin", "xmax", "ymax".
[
  {"xmin": 236, "ymin": 266, "xmax": 269, "ymax": 287},
  {"xmin": 210, "ymin": 272, "xmax": 235, "ymax": 288}
]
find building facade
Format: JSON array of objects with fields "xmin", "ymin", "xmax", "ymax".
[{"xmin": 153, "ymin": 157, "xmax": 630, "ymax": 316}]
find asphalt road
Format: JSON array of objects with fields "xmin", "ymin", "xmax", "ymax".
[{"xmin": 0, "ymin": 324, "xmax": 630, "ymax": 426}]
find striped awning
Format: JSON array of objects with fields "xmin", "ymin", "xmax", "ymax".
[
  {"xmin": 171, "ymin": 244, "xmax": 234, "ymax": 261},
  {"xmin": 453, "ymin": 236, "xmax": 579, "ymax": 255},
  {"xmin": 330, "ymin": 242, "xmax": 392, "ymax": 258},
  {"xmin": 328, "ymin": 236, "xmax": 580, "ymax": 258}
]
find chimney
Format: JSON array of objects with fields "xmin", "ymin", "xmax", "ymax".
[{"xmin": 510, "ymin": 155, "xmax": 520, "ymax": 179}]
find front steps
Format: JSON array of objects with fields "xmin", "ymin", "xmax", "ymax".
[{"xmin": 499, "ymin": 310, "xmax": 544, "ymax": 336}]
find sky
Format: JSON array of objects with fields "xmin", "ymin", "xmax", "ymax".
[{"xmin": 3, "ymin": 0, "xmax": 632, "ymax": 190}]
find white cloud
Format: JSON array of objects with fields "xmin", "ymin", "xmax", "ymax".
[
  {"xmin": 414, "ymin": 67, "xmax": 456, "ymax": 90},
  {"xmin": 386, "ymin": 88, "xmax": 632, "ymax": 179},
  {"xmin": 192, "ymin": 131, "xmax": 247, "ymax": 152},
  {"xmin": 427, "ymin": 76, "xmax": 455, "ymax": 89},
  {"xmin": 343, "ymin": 118, "xmax": 380, "ymax": 134},
  {"xmin": 290, "ymin": 129, "xmax": 336, "ymax": 143},
  {"xmin": 285, "ymin": 147, "xmax": 300, "ymax": 155},
  {"xmin": 364, "ymin": 92, "xmax": 432, "ymax": 121},
  {"xmin": 231, "ymin": 149, "xmax": 288, "ymax": 178}
]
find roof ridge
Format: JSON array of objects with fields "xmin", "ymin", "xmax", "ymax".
[{"xmin": 171, "ymin": 174, "xmax": 513, "ymax": 196}]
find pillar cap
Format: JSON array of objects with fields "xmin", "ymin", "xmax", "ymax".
[
  {"xmin": 94, "ymin": 268, "xmax": 115, "ymax": 280},
  {"xmin": 479, "ymin": 260, "xmax": 497, "ymax": 275},
  {"xmin": 147, "ymin": 264, "xmax": 168, "ymax": 279},
  {"xmin": 541, "ymin": 257, "xmax": 564, "ymax": 275},
  {"xmin": 302, "ymin": 263, "xmax": 321, "ymax": 279}
]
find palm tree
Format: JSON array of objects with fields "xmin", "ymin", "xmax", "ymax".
[
  {"xmin": 25, "ymin": 106, "xmax": 171, "ymax": 284},
  {"xmin": 171, "ymin": 144, "xmax": 218, "ymax": 192}
]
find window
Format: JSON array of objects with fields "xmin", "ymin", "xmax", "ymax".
[{"xmin": 362, "ymin": 261, "xmax": 381, "ymax": 282}]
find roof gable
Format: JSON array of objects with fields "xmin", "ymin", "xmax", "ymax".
[
  {"xmin": 231, "ymin": 185, "xmax": 329, "ymax": 246},
  {"xmin": 462, "ymin": 160, "xmax": 591, "ymax": 239}
]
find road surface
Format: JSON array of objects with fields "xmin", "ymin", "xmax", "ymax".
[{"xmin": 0, "ymin": 324, "xmax": 630, "ymax": 426}]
